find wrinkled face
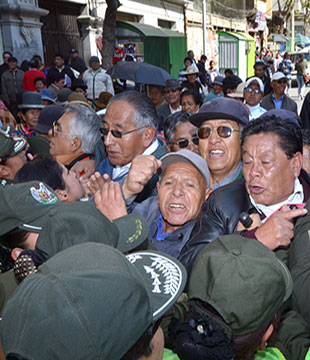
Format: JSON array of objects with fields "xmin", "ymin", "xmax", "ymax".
[
  {"xmin": 254, "ymin": 65, "xmax": 265, "ymax": 79},
  {"xmin": 103, "ymin": 100, "xmax": 148, "ymax": 166},
  {"xmin": 49, "ymin": 112, "xmax": 73, "ymax": 156},
  {"xmin": 213, "ymin": 84, "xmax": 223, "ymax": 94},
  {"xmin": 181, "ymin": 95, "xmax": 199, "ymax": 114},
  {"xmin": 157, "ymin": 162, "xmax": 206, "ymax": 233},
  {"xmin": 186, "ymin": 74, "xmax": 197, "ymax": 84},
  {"xmin": 54, "ymin": 56, "xmax": 64, "ymax": 68},
  {"xmin": 59, "ymin": 162, "xmax": 85, "ymax": 202},
  {"xmin": 149, "ymin": 87, "xmax": 164, "ymax": 108},
  {"xmin": 198, "ymin": 119, "xmax": 241, "ymax": 182},
  {"xmin": 165, "ymin": 89, "xmax": 180, "ymax": 106},
  {"xmin": 35, "ymin": 80, "xmax": 45, "ymax": 92},
  {"xmin": 169, "ymin": 121, "xmax": 199, "ymax": 154},
  {"xmin": 21, "ymin": 109, "xmax": 41, "ymax": 130},
  {"xmin": 271, "ymin": 79, "xmax": 287, "ymax": 97},
  {"xmin": 242, "ymin": 133, "xmax": 301, "ymax": 206},
  {"xmin": 244, "ymin": 82, "xmax": 263, "ymax": 106}
]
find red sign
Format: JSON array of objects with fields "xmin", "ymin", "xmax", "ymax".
[{"xmin": 113, "ymin": 48, "xmax": 125, "ymax": 63}]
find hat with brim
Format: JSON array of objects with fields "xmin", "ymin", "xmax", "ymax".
[
  {"xmin": 188, "ymin": 234, "xmax": 293, "ymax": 336},
  {"xmin": 18, "ymin": 91, "xmax": 45, "ymax": 110},
  {"xmin": 184, "ymin": 66, "xmax": 201, "ymax": 76},
  {"xmin": 0, "ymin": 128, "xmax": 27, "ymax": 163},
  {"xmin": 245, "ymin": 77, "xmax": 264, "ymax": 93},
  {"xmin": 227, "ymin": 82, "xmax": 246, "ymax": 99},
  {"xmin": 213, "ymin": 76, "xmax": 224, "ymax": 86},
  {"xmin": 71, "ymin": 79, "xmax": 88, "ymax": 92},
  {"xmin": 158, "ymin": 149, "xmax": 210, "ymax": 187},
  {"xmin": 0, "ymin": 181, "xmax": 61, "ymax": 236},
  {"xmin": 34, "ymin": 104, "xmax": 64, "ymax": 134},
  {"xmin": 27, "ymin": 136, "xmax": 50, "ymax": 155},
  {"xmin": 56, "ymin": 88, "xmax": 74, "ymax": 106},
  {"xmin": 0, "ymin": 244, "xmax": 186, "ymax": 359},
  {"xmin": 40, "ymin": 89, "xmax": 56, "ymax": 103},
  {"xmin": 94, "ymin": 91, "xmax": 113, "ymax": 109},
  {"xmin": 271, "ymin": 72, "xmax": 287, "ymax": 82},
  {"xmin": 66, "ymin": 93, "xmax": 91, "ymax": 108},
  {"xmin": 35, "ymin": 202, "xmax": 150, "ymax": 257},
  {"xmin": 190, "ymin": 97, "xmax": 249, "ymax": 127}
]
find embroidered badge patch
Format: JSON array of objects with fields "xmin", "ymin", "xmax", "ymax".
[
  {"xmin": 30, "ymin": 183, "xmax": 57, "ymax": 205},
  {"xmin": 127, "ymin": 251, "xmax": 185, "ymax": 319}
]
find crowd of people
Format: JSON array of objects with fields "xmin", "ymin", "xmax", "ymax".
[{"xmin": 0, "ymin": 46, "xmax": 310, "ymax": 359}]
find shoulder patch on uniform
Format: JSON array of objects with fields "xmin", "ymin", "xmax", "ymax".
[{"xmin": 30, "ymin": 183, "xmax": 57, "ymax": 205}]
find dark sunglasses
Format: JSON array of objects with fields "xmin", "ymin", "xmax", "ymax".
[
  {"xmin": 100, "ymin": 126, "xmax": 147, "ymax": 139},
  {"xmin": 171, "ymin": 136, "xmax": 199, "ymax": 148},
  {"xmin": 198, "ymin": 126, "xmax": 239, "ymax": 139}
]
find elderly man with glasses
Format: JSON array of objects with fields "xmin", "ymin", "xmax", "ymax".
[
  {"xmin": 48, "ymin": 104, "xmax": 101, "ymax": 170},
  {"xmin": 96, "ymin": 90, "xmax": 167, "ymax": 202},
  {"xmin": 190, "ymin": 97, "xmax": 249, "ymax": 190},
  {"xmin": 243, "ymin": 77, "xmax": 267, "ymax": 120},
  {"xmin": 261, "ymin": 72, "xmax": 297, "ymax": 114}
]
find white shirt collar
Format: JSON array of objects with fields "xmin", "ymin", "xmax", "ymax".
[
  {"xmin": 250, "ymin": 178, "xmax": 304, "ymax": 222},
  {"xmin": 112, "ymin": 138, "xmax": 159, "ymax": 180}
]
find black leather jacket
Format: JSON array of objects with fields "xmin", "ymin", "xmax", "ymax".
[
  {"xmin": 179, "ymin": 179, "xmax": 251, "ymax": 275},
  {"xmin": 179, "ymin": 171, "xmax": 310, "ymax": 276}
]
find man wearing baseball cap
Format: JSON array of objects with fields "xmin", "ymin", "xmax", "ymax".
[
  {"xmin": 261, "ymin": 72, "xmax": 297, "ymax": 114},
  {"xmin": 82, "ymin": 55, "xmax": 114, "ymax": 100},
  {"xmin": 243, "ymin": 77, "xmax": 267, "ymax": 120},
  {"xmin": 0, "ymin": 243, "xmax": 187, "ymax": 359},
  {"xmin": 189, "ymin": 97, "xmax": 249, "ymax": 190},
  {"xmin": 94, "ymin": 149, "xmax": 210, "ymax": 260},
  {"xmin": 0, "ymin": 128, "xmax": 27, "ymax": 186}
]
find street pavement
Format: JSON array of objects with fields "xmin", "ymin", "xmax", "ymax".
[{"xmin": 289, "ymin": 85, "xmax": 310, "ymax": 114}]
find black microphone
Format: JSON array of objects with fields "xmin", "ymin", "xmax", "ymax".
[{"xmin": 239, "ymin": 212, "xmax": 253, "ymax": 228}]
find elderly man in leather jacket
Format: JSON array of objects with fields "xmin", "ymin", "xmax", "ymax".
[{"xmin": 179, "ymin": 113, "xmax": 309, "ymax": 275}]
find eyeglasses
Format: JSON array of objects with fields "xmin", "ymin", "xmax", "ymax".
[
  {"xmin": 51, "ymin": 121, "xmax": 70, "ymax": 137},
  {"xmin": 165, "ymin": 88, "xmax": 179, "ymax": 94},
  {"xmin": 171, "ymin": 136, "xmax": 199, "ymax": 148},
  {"xmin": 198, "ymin": 126, "xmax": 239, "ymax": 139},
  {"xmin": 245, "ymin": 87, "xmax": 261, "ymax": 94},
  {"xmin": 100, "ymin": 126, "xmax": 147, "ymax": 139}
]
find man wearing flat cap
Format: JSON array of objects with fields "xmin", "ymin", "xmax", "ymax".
[
  {"xmin": 82, "ymin": 56, "xmax": 114, "ymax": 100},
  {"xmin": 190, "ymin": 97, "xmax": 249, "ymax": 190}
]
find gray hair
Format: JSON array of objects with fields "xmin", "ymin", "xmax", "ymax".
[
  {"xmin": 106, "ymin": 90, "xmax": 158, "ymax": 132},
  {"xmin": 164, "ymin": 111, "xmax": 192, "ymax": 144},
  {"xmin": 65, "ymin": 104, "xmax": 101, "ymax": 154}
]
